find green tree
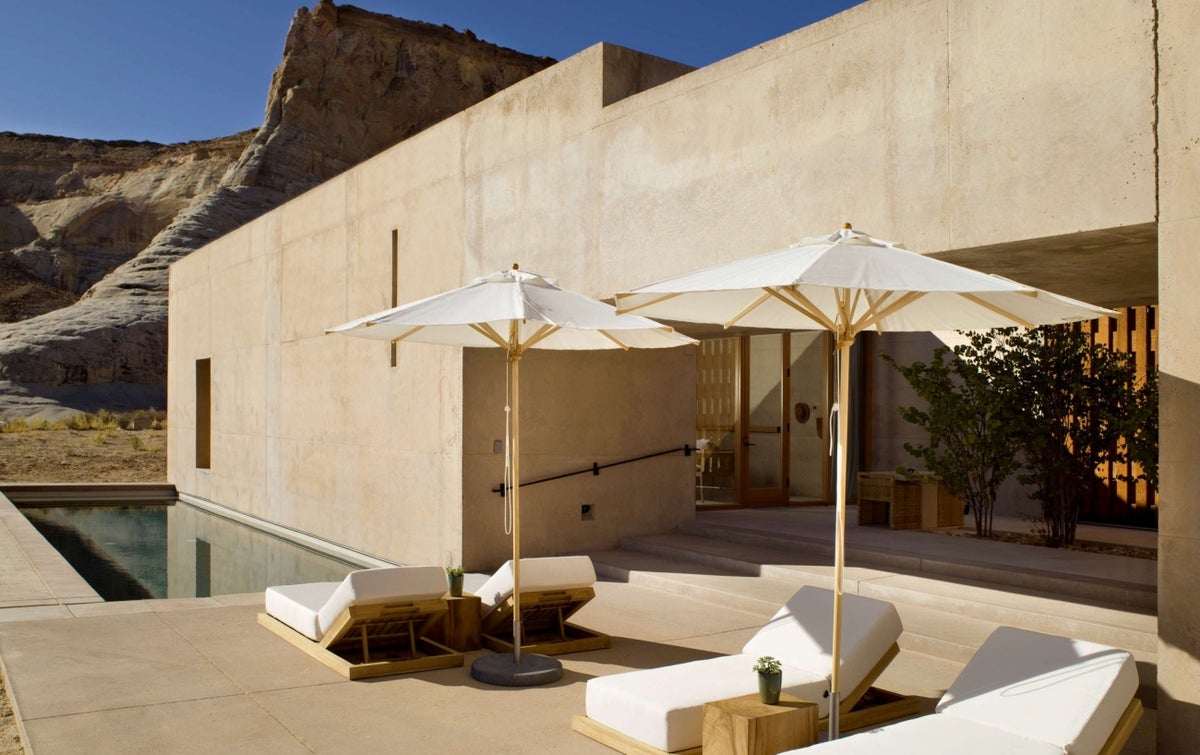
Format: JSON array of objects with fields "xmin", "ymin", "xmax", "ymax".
[
  {"xmin": 999, "ymin": 326, "xmax": 1140, "ymax": 547},
  {"xmin": 885, "ymin": 332, "xmax": 1022, "ymax": 538},
  {"xmin": 1125, "ymin": 368, "xmax": 1158, "ymax": 490}
]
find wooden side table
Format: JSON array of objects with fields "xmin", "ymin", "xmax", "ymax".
[
  {"xmin": 702, "ymin": 693, "xmax": 818, "ymax": 755},
  {"xmin": 438, "ymin": 594, "xmax": 482, "ymax": 651}
]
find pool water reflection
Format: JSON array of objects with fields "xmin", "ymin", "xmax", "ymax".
[{"xmin": 22, "ymin": 501, "xmax": 357, "ymax": 601}]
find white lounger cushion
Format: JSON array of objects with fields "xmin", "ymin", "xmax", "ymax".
[
  {"xmin": 786, "ymin": 626, "xmax": 1139, "ymax": 755},
  {"xmin": 584, "ymin": 586, "xmax": 901, "ymax": 752},
  {"xmin": 475, "ymin": 556, "xmax": 597, "ymax": 616},
  {"xmin": 588, "ymin": 654, "xmax": 828, "ymax": 752},
  {"xmin": 937, "ymin": 626, "xmax": 1139, "ymax": 755},
  {"xmin": 783, "ymin": 713, "xmax": 1062, "ymax": 754},
  {"xmin": 264, "ymin": 566, "xmax": 447, "ymax": 641},
  {"xmin": 265, "ymin": 581, "xmax": 342, "ymax": 641},
  {"xmin": 743, "ymin": 585, "xmax": 902, "ymax": 688}
]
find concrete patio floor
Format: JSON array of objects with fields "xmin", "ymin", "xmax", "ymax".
[{"xmin": 0, "ymin": 494, "xmax": 1158, "ymax": 753}]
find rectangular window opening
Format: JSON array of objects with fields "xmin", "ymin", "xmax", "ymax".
[
  {"xmin": 390, "ymin": 229, "xmax": 399, "ymax": 367},
  {"xmin": 196, "ymin": 358, "xmax": 211, "ymax": 469}
]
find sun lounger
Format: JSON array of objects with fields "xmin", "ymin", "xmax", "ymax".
[
  {"xmin": 258, "ymin": 565, "xmax": 463, "ymax": 680},
  {"xmin": 474, "ymin": 555, "xmax": 610, "ymax": 655},
  {"xmin": 784, "ymin": 626, "xmax": 1142, "ymax": 755},
  {"xmin": 571, "ymin": 585, "xmax": 917, "ymax": 754}
]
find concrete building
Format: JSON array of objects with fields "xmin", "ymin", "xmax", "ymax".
[{"xmin": 167, "ymin": 0, "xmax": 1197, "ymax": 749}]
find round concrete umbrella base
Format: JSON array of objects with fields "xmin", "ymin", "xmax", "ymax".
[{"xmin": 471, "ymin": 652, "xmax": 563, "ymax": 687}]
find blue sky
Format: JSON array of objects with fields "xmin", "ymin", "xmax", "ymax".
[{"xmin": 1, "ymin": 1, "xmax": 862, "ymax": 144}]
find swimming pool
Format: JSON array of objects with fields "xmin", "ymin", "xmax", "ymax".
[{"xmin": 21, "ymin": 499, "xmax": 361, "ymax": 601}]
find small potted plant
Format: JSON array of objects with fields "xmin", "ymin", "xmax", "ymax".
[
  {"xmin": 752, "ymin": 655, "xmax": 783, "ymax": 704},
  {"xmin": 445, "ymin": 565, "xmax": 464, "ymax": 597}
]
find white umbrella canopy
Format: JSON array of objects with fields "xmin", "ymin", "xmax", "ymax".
[
  {"xmin": 329, "ymin": 267, "xmax": 696, "ymax": 351},
  {"xmin": 616, "ymin": 224, "xmax": 1113, "ymax": 736},
  {"xmin": 327, "ymin": 265, "xmax": 695, "ymax": 685},
  {"xmin": 616, "ymin": 225, "xmax": 1114, "ymax": 335}
]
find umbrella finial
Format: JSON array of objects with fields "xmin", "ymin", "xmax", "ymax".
[
  {"xmin": 512, "ymin": 263, "xmax": 519, "ymax": 271},
  {"xmin": 843, "ymin": 222, "xmax": 852, "ymax": 230}
]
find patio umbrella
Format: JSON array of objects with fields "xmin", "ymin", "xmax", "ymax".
[
  {"xmin": 327, "ymin": 265, "xmax": 695, "ymax": 685},
  {"xmin": 615, "ymin": 224, "xmax": 1113, "ymax": 736}
]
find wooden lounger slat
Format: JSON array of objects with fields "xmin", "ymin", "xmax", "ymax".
[
  {"xmin": 258, "ymin": 594, "xmax": 463, "ymax": 680},
  {"xmin": 480, "ymin": 585, "xmax": 611, "ymax": 656}
]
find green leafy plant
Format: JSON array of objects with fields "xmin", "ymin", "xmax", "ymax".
[
  {"xmin": 752, "ymin": 656, "xmax": 782, "ymax": 675},
  {"xmin": 890, "ymin": 327, "xmax": 1145, "ymax": 547},
  {"xmin": 885, "ymin": 333, "xmax": 1023, "ymax": 538},
  {"xmin": 1000, "ymin": 326, "xmax": 1140, "ymax": 547},
  {"xmin": 445, "ymin": 565, "xmax": 464, "ymax": 577},
  {"xmin": 1124, "ymin": 368, "xmax": 1158, "ymax": 490}
]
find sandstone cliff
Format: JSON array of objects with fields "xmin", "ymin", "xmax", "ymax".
[
  {"xmin": 0, "ymin": 1, "xmax": 554, "ymax": 416},
  {"xmin": 0, "ymin": 131, "xmax": 253, "ymax": 316}
]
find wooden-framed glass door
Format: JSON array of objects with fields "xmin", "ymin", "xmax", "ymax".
[
  {"xmin": 696, "ymin": 337, "xmax": 738, "ymax": 505},
  {"xmin": 741, "ymin": 334, "xmax": 789, "ymax": 505},
  {"xmin": 696, "ymin": 333, "xmax": 832, "ymax": 507}
]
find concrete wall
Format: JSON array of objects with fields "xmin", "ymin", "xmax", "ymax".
[
  {"xmin": 461, "ymin": 348, "xmax": 695, "ymax": 570},
  {"xmin": 1156, "ymin": 0, "xmax": 1200, "ymax": 747},
  {"xmin": 169, "ymin": 0, "xmax": 1157, "ymax": 568}
]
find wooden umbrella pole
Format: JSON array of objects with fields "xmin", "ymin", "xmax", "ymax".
[
  {"xmin": 829, "ymin": 335, "xmax": 852, "ymax": 741},
  {"xmin": 510, "ymin": 347, "xmax": 523, "ymax": 665}
]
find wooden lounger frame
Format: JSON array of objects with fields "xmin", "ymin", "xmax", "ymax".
[
  {"xmin": 570, "ymin": 642, "xmax": 919, "ymax": 755},
  {"xmin": 480, "ymin": 585, "xmax": 611, "ymax": 656},
  {"xmin": 258, "ymin": 597, "xmax": 464, "ymax": 680},
  {"xmin": 1098, "ymin": 698, "xmax": 1143, "ymax": 755}
]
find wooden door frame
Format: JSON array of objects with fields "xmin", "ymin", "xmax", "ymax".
[{"xmin": 737, "ymin": 334, "xmax": 791, "ymax": 507}]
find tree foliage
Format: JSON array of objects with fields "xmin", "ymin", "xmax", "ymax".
[
  {"xmin": 889, "ymin": 325, "xmax": 1152, "ymax": 547},
  {"xmin": 1125, "ymin": 368, "xmax": 1159, "ymax": 490},
  {"xmin": 884, "ymin": 333, "xmax": 1022, "ymax": 538},
  {"xmin": 1000, "ymin": 326, "xmax": 1140, "ymax": 547}
]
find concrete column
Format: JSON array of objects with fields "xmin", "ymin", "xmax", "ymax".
[{"xmin": 1156, "ymin": 0, "xmax": 1200, "ymax": 750}]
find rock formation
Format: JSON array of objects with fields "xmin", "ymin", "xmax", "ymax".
[
  {"xmin": 0, "ymin": 131, "xmax": 252, "ymax": 316},
  {"xmin": 0, "ymin": 1, "xmax": 554, "ymax": 416}
]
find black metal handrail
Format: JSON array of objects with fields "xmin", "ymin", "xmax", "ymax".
[{"xmin": 492, "ymin": 444, "xmax": 693, "ymax": 496}]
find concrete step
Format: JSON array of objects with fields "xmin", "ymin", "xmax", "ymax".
[
  {"xmin": 892, "ymin": 602, "xmax": 997, "ymax": 663},
  {"xmin": 590, "ymin": 530, "xmax": 1158, "ymax": 696},
  {"xmin": 588, "ymin": 547, "xmax": 793, "ymax": 617},
  {"xmin": 620, "ymin": 532, "xmax": 1154, "ymax": 638},
  {"xmin": 677, "ymin": 518, "xmax": 1156, "ymax": 613},
  {"xmin": 593, "ymin": 543, "xmax": 996, "ymax": 664}
]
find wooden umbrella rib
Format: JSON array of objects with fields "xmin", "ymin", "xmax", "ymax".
[
  {"xmin": 470, "ymin": 322, "xmax": 505, "ymax": 346},
  {"xmin": 520, "ymin": 324, "xmax": 560, "ymax": 352},
  {"xmin": 470, "ymin": 322, "xmax": 511, "ymax": 349},
  {"xmin": 770, "ymin": 287, "xmax": 837, "ymax": 331},
  {"xmin": 852, "ymin": 291, "xmax": 926, "ymax": 334},
  {"xmin": 598, "ymin": 330, "xmax": 633, "ymax": 350},
  {"xmin": 724, "ymin": 290, "xmax": 774, "ymax": 328},
  {"xmin": 959, "ymin": 293, "xmax": 1036, "ymax": 329},
  {"xmin": 387, "ymin": 325, "xmax": 425, "ymax": 345},
  {"xmin": 835, "ymin": 289, "xmax": 854, "ymax": 331},
  {"xmin": 615, "ymin": 291, "xmax": 681, "ymax": 315}
]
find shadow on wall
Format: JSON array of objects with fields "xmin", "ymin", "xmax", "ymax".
[{"xmin": 1155, "ymin": 372, "xmax": 1200, "ymax": 753}]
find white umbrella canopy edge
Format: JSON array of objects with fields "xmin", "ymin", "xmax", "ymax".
[
  {"xmin": 613, "ymin": 225, "xmax": 1113, "ymax": 737},
  {"xmin": 615, "ymin": 228, "xmax": 1114, "ymax": 336},
  {"xmin": 327, "ymin": 267, "xmax": 697, "ymax": 350},
  {"xmin": 327, "ymin": 265, "xmax": 695, "ymax": 680}
]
